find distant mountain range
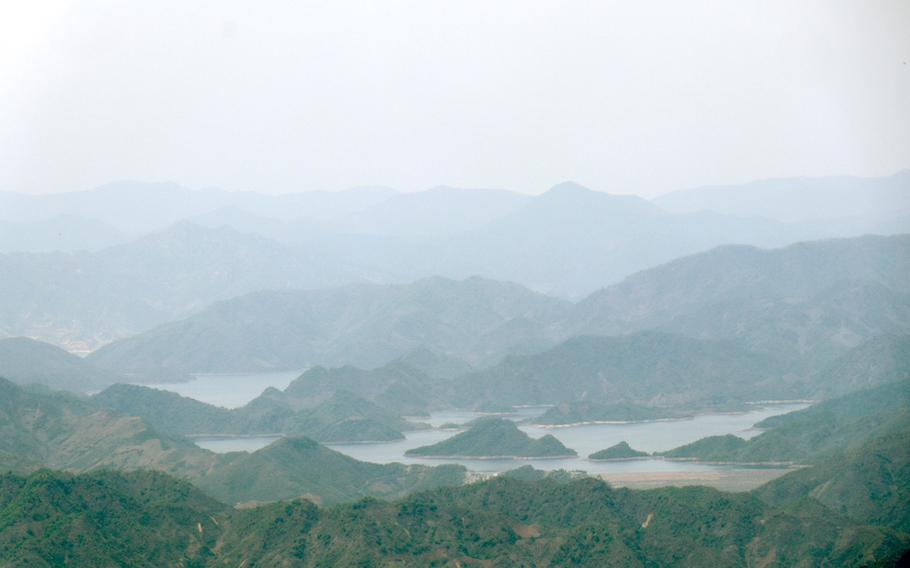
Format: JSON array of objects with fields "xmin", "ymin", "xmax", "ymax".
[
  {"xmin": 85, "ymin": 276, "xmax": 566, "ymax": 371},
  {"xmin": 2, "ymin": 172, "xmax": 907, "ymax": 350},
  {"xmin": 86, "ymin": 235, "xmax": 910, "ymax": 407},
  {"xmin": 570, "ymin": 234, "xmax": 910, "ymax": 370},
  {"xmin": 656, "ymin": 169, "xmax": 910, "ymax": 223}
]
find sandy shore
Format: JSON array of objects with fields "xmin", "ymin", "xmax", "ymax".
[{"xmin": 598, "ymin": 467, "xmax": 799, "ymax": 492}]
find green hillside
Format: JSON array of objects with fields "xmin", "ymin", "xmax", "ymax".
[
  {"xmin": 198, "ymin": 437, "xmax": 467, "ymax": 506},
  {"xmin": 809, "ymin": 335, "xmax": 910, "ymax": 398},
  {"xmin": 757, "ymin": 433, "xmax": 910, "ymax": 533},
  {"xmin": 0, "ymin": 469, "xmax": 226, "ymax": 568},
  {"xmin": 589, "ymin": 441, "xmax": 650, "ymax": 460},
  {"xmin": 277, "ymin": 360, "xmax": 446, "ymax": 415},
  {"xmin": 3, "ymin": 436, "xmax": 909, "ymax": 566},
  {"xmin": 406, "ymin": 417, "xmax": 577, "ymax": 458},
  {"xmin": 95, "ymin": 384, "xmax": 422, "ymax": 442},
  {"xmin": 660, "ymin": 381, "xmax": 910, "ymax": 463},
  {"xmin": 0, "ymin": 379, "xmax": 466, "ymax": 506},
  {"xmin": 0, "ymin": 378, "xmax": 218, "ymax": 478},
  {"xmin": 456, "ymin": 332, "xmax": 783, "ymax": 408}
]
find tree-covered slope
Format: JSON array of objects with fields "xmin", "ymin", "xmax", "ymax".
[
  {"xmin": 93, "ymin": 384, "xmax": 238, "ymax": 435},
  {"xmin": 94, "ymin": 384, "xmax": 422, "ymax": 442},
  {"xmin": 809, "ymin": 334, "xmax": 910, "ymax": 398},
  {"xmin": 215, "ymin": 476, "xmax": 908, "ymax": 567},
  {"xmin": 198, "ymin": 437, "xmax": 467, "ymax": 506},
  {"xmin": 277, "ymin": 360, "xmax": 446, "ymax": 415},
  {"xmin": 2, "ymin": 456, "xmax": 908, "ymax": 567},
  {"xmin": 0, "ymin": 379, "xmax": 464, "ymax": 506},
  {"xmin": 660, "ymin": 381, "xmax": 910, "ymax": 463},
  {"xmin": 0, "ymin": 470, "xmax": 226, "ymax": 568},
  {"xmin": 757, "ymin": 433, "xmax": 910, "ymax": 533},
  {"xmin": 455, "ymin": 332, "xmax": 783, "ymax": 408},
  {"xmin": 0, "ymin": 378, "xmax": 218, "ymax": 478},
  {"xmin": 406, "ymin": 417, "xmax": 577, "ymax": 458}
]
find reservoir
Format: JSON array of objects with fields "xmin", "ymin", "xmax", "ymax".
[{"xmin": 143, "ymin": 371, "xmax": 809, "ymax": 476}]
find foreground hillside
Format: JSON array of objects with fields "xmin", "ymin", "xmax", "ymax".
[{"xmin": 2, "ymin": 460, "xmax": 907, "ymax": 567}]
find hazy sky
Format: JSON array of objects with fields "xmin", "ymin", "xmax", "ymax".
[{"xmin": 2, "ymin": 1, "xmax": 908, "ymax": 196}]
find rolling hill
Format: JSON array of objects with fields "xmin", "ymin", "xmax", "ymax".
[
  {"xmin": 659, "ymin": 380, "xmax": 910, "ymax": 463},
  {"xmin": 0, "ymin": 337, "xmax": 126, "ymax": 392},
  {"xmin": 589, "ymin": 441, "xmax": 650, "ymax": 460},
  {"xmin": 4, "ymin": 465, "xmax": 906, "ymax": 567},
  {"xmin": 87, "ymin": 276, "xmax": 568, "ymax": 372},
  {"xmin": 94, "ymin": 384, "xmax": 424, "ymax": 442},
  {"xmin": 0, "ymin": 379, "xmax": 469, "ymax": 506},
  {"xmin": 85, "ymin": 234, "xmax": 910, "ymax": 402},
  {"xmin": 405, "ymin": 417, "xmax": 577, "ymax": 458},
  {"xmin": 570, "ymin": 234, "xmax": 910, "ymax": 371},
  {"xmin": 5, "ymin": 176, "xmax": 907, "ymax": 351},
  {"xmin": 454, "ymin": 332, "xmax": 784, "ymax": 408},
  {"xmin": 198, "ymin": 437, "xmax": 467, "ymax": 506}
]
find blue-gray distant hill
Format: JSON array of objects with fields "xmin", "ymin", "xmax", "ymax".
[
  {"xmin": 453, "ymin": 332, "xmax": 783, "ymax": 408},
  {"xmin": 87, "ymin": 235, "xmax": 910, "ymax": 400},
  {"xmin": 656, "ymin": 169, "xmax": 910, "ymax": 223},
  {"xmin": 0, "ymin": 337, "xmax": 126, "ymax": 392},
  {"xmin": 0, "ymin": 215, "xmax": 125, "ymax": 253},
  {"xmin": 4, "ymin": 174, "xmax": 907, "ymax": 349},
  {"xmin": 0, "ymin": 223, "xmax": 362, "ymax": 351},
  {"xmin": 571, "ymin": 234, "xmax": 910, "ymax": 371},
  {"xmin": 87, "ymin": 276, "xmax": 568, "ymax": 372}
]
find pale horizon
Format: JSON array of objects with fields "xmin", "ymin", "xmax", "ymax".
[{"xmin": 2, "ymin": 1, "xmax": 908, "ymax": 197}]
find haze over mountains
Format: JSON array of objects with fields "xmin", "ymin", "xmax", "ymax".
[
  {"xmin": 3, "ymin": 173, "xmax": 910, "ymax": 565},
  {"xmin": 86, "ymin": 234, "xmax": 910, "ymax": 387},
  {"xmin": 1, "ymin": 171, "xmax": 907, "ymax": 351},
  {"xmin": 656, "ymin": 170, "xmax": 910, "ymax": 223}
]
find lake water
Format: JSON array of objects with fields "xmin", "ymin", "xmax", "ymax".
[
  {"xmin": 140, "ymin": 370, "xmax": 304, "ymax": 409},
  {"xmin": 193, "ymin": 401, "xmax": 810, "ymax": 475}
]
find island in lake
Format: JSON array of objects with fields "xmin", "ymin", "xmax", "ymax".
[
  {"xmin": 407, "ymin": 417, "xmax": 577, "ymax": 458},
  {"xmin": 588, "ymin": 441, "xmax": 650, "ymax": 460}
]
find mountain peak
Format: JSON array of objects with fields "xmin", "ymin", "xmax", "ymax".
[{"xmin": 544, "ymin": 181, "xmax": 597, "ymax": 196}]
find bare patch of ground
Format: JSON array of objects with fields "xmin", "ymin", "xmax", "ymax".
[{"xmin": 598, "ymin": 467, "xmax": 798, "ymax": 492}]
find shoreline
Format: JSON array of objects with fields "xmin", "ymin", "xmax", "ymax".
[{"xmin": 405, "ymin": 453, "xmax": 579, "ymax": 461}]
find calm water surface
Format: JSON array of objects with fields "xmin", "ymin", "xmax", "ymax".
[
  {"xmin": 140, "ymin": 370, "xmax": 304, "ymax": 409},
  {"xmin": 193, "ymin": 402, "xmax": 809, "ymax": 474}
]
